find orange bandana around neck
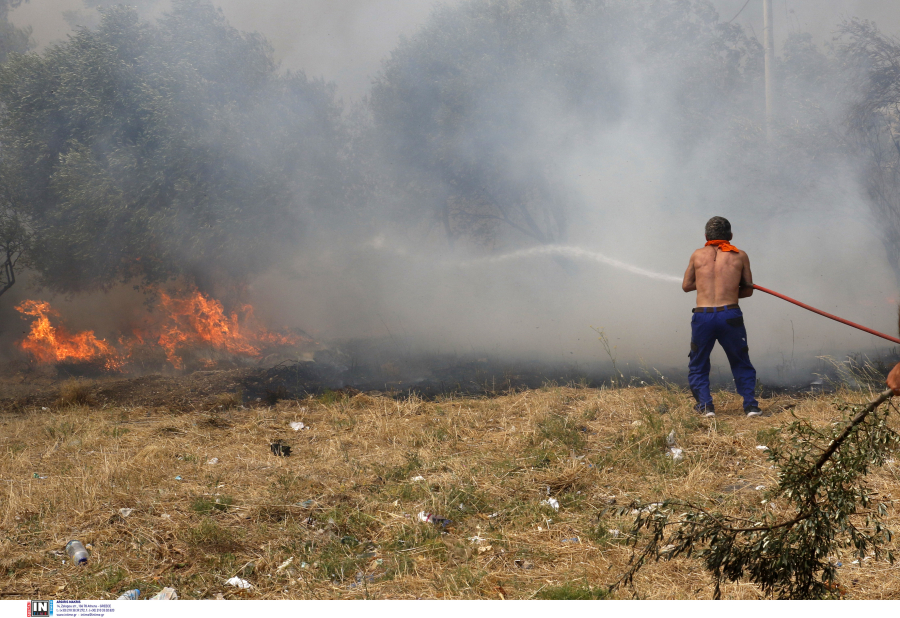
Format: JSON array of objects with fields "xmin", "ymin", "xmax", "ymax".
[{"xmin": 705, "ymin": 239, "xmax": 739, "ymax": 253}]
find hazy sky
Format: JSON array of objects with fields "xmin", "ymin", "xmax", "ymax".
[{"xmin": 11, "ymin": 0, "xmax": 900, "ymax": 100}]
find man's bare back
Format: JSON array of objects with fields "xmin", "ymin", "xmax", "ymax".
[{"xmin": 682, "ymin": 245, "xmax": 753, "ymax": 307}]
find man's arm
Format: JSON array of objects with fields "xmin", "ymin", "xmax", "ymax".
[
  {"xmin": 738, "ymin": 251, "xmax": 753, "ymax": 298},
  {"xmin": 682, "ymin": 252, "xmax": 696, "ymax": 293}
]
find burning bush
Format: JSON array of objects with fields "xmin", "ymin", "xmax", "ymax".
[{"xmin": 15, "ymin": 288, "xmax": 307, "ymax": 373}]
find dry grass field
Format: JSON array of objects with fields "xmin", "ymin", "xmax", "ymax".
[{"xmin": 2, "ymin": 379, "xmax": 900, "ymax": 600}]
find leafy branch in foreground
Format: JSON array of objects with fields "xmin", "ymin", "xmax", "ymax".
[{"xmin": 612, "ymin": 389, "xmax": 900, "ymax": 599}]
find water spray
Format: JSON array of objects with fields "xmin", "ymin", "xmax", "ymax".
[{"xmin": 468, "ymin": 245, "xmax": 900, "ymax": 345}]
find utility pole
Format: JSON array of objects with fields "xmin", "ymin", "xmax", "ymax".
[{"xmin": 763, "ymin": 0, "xmax": 775, "ymax": 140}]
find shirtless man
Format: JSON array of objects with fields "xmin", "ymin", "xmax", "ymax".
[{"xmin": 682, "ymin": 216, "xmax": 761, "ymax": 418}]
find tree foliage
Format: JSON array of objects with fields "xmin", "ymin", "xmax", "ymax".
[
  {"xmin": 0, "ymin": 0, "xmax": 343, "ymax": 294},
  {"xmin": 843, "ymin": 19, "xmax": 900, "ymax": 288},
  {"xmin": 369, "ymin": 0, "xmax": 762, "ymax": 248},
  {"xmin": 613, "ymin": 389, "xmax": 899, "ymax": 599}
]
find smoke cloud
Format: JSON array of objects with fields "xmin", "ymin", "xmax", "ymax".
[{"xmin": 5, "ymin": 0, "xmax": 900, "ymax": 388}]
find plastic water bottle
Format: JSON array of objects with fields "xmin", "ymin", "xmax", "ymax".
[
  {"xmin": 117, "ymin": 589, "xmax": 140, "ymax": 600},
  {"xmin": 65, "ymin": 540, "xmax": 89, "ymax": 565}
]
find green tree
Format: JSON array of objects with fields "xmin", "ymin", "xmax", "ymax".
[
  {"xmin": 614, "ymin": 389, "xmax": 898, "ymax": 599},
  {"xmin": 0, "ymin": 0, "xmax": 343, "ymax": 295},
  {"xmin": 368, "ymin": 0, "xmax": 761, "ymax": 248},
  {"xmin": 843, "ymin": 19, "xmax": 900, "ymax": 289}
]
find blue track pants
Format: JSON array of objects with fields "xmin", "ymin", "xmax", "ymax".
[{"xmin": 687, "ymin": 307, "xmax": 758, "ymax": 412}]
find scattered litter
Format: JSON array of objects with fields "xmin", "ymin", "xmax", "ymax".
[
  {"xmin": 348, "ymin": 572, "xmax": 376, "ymax": 588},
  {"xmin": 417, "ymin": 511, "xmax": 452, "ymax": 527},
  {"xmin": 207, "ymin": 458, "xmax": 219, "ymax": 465},
  {"xmin": 561, "ymin": 537, "xmax": 580, "ymax": 543},
  {"xmin": 148, "ymin": 587, "xmax": 178, "ymax": 600},
  {"xmin": 488, "ymin": 512, "xmax": 500, "ymax": 519},
  {"xmin": 458, "ymin": 503, "xmax": 466, "ymax": 511},
  {"xmin": 117, "ymin": 589, "xmax": 140, "ymax": 600},
  {"xmin": 277, "ymin": 557, "xmax": 293, "ymax": 572},
  {"xmin": 666, "ymin": 447, "xmax": 684, "ymax": 463},
  {"xmin": 161, "ymin": 513, "xmax": 171, "ymax": 519},
  {"xmin": 631, "ymin": 503, "xmax": 663, "ymax": 515},
  {"xmin": 410, "ymin": 475, "xmax": 425, "ymax": 482},
  {"xmin": 65, "ymin": 540, "xmax": 89, "ymax": 565},
  {"xmin": 375, "ymin": 559, "xmax": 383, "ymax": 566},
  {"xmin": 226, "ymin": 577, "xmax": 253, "ymax": 589},
  {"xmin": 33, "ymin": 473, "xmax": 47, "ymax": 479},
  {"xmin": 835, "ymin": 562, "xmax": 843, "ymax": 568},
  {"xmin": 608, "ymin": 529, "xmax": 620, "ymax": 538},
  {"xmin": 270, "ymin": 442, "xmax": 291, "ymax": 457},
  {"xmin": 174, "ymin": 476, "xmax": 182, "ymax": 481},
  {"xmin": 541, "ymin": 498, "xmax": 560, "ymax": 511},
  {"xmin": 118, "ymin": 508, "xmax": 133, "ymax": 518},
  {"xmin": 631, "ymin": 420, "xmax": 643, "ymax": 427},
  {"xmin": 666, "ymin": 430, "xmax": 677, "ymax": 447},
  {"xmin": 468, "ymin": 536, "xmax": 487, "ymax": 543},
  {"xmin": 41, "ymin": 407, "xmax": 49, "ymax": 411},
  {"xmin": 755, "ymin": 485, "xmax": 766, "ymax": 491},
  {"xmin": 213, "ymin": 593, "xmax": 226, "ymax": 600},
  {"xmin": 756, "ymin": 445, "xmax": 769, "ymax": 451},
  {"xmin": 300, "ymin": 562, "xmax": 310, "ymax": 569},
  {"xmin": 477, "ymin": 544, "xmax": 493, "ymax": 554},
  {"xmin": 290, "ymin": 421, "xmax": 306, "ymax": 431},
  {"xmin": 297, "ymin": 499, "xmax": 314, "ymax": 508}
]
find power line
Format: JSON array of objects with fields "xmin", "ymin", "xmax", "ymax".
[{"xmin": 727, "ymin": 0, "xmax": 752, "ymax": 23}]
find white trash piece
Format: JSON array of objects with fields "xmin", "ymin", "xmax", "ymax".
[
  {"xmin": 207, "ymin": 457, "xmax": 219, "ymax": 465},
  {"xmin": 290, "ymin": 421, "xmax": 306, "ymax": 431},
  {"xmin": 118, "ymin": 508, "xmax": 133, "ymax": 518},
  {"xmin": 277, "ymin": 557, "xmax": 294, "ymax": 572},
  {"xmin": 756, "ymin": 445, "xmax": 769, "ymax": 451},
  {"xmin": 148, "ymin": 587, "xmax": 178, "ymax": 600},
  {"xmin": 666, "ymin": 447, "xmax": 684, "ymax": 463},
  {"xmin": 410, "ymin": 475, "xmax": 425, "ymax": 482},
  {"xmin": 540, "ymin": 498, "xmax": 560, "ymax": 511},
  {"xmin": 117, "ymin": 589, "xmax": 140, "ymax": 600},
  {"xmin": 666, "ymin": 430, "xmax": 677, "ymax": 447},
  {"xmin": 226, "ymin": 577, "xmax": 253, "ymax": 590}
]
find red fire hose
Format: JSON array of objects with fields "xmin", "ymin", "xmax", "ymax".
[{"xmin": 752, "ymin": 284, "xmax": 900, "ymax": 345}]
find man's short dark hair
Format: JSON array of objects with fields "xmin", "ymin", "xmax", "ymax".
[{"xmin": 705, "ymin": 216, "xmax": 732, "ymax": 241}]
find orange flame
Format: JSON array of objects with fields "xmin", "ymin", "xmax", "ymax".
[
  {"xmin": 150, "ymin": 289, "xmax": 298, "ymax": 369},
  {"xmin": 15, "ymin": 300, "xmax": 123, "ymax": 370},
  {"xmin": 16, "ymin": 289, "xmax": 302, "ymax": 371}
]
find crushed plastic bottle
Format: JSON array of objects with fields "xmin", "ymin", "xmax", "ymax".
[
  {"xmin": 226, "ymin": 577, "xmax": 253, "ymax": 589},
  {"xmin": 117, "ymin": 589, "xmax": 140, "ymax": 600},
  {"xmin": 65, "ymin": 540, "xmax": 89, "ymax": 565},
  {"xmin": 417, "ymin": 511, "xmax": 452, "ymax": 527}
]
